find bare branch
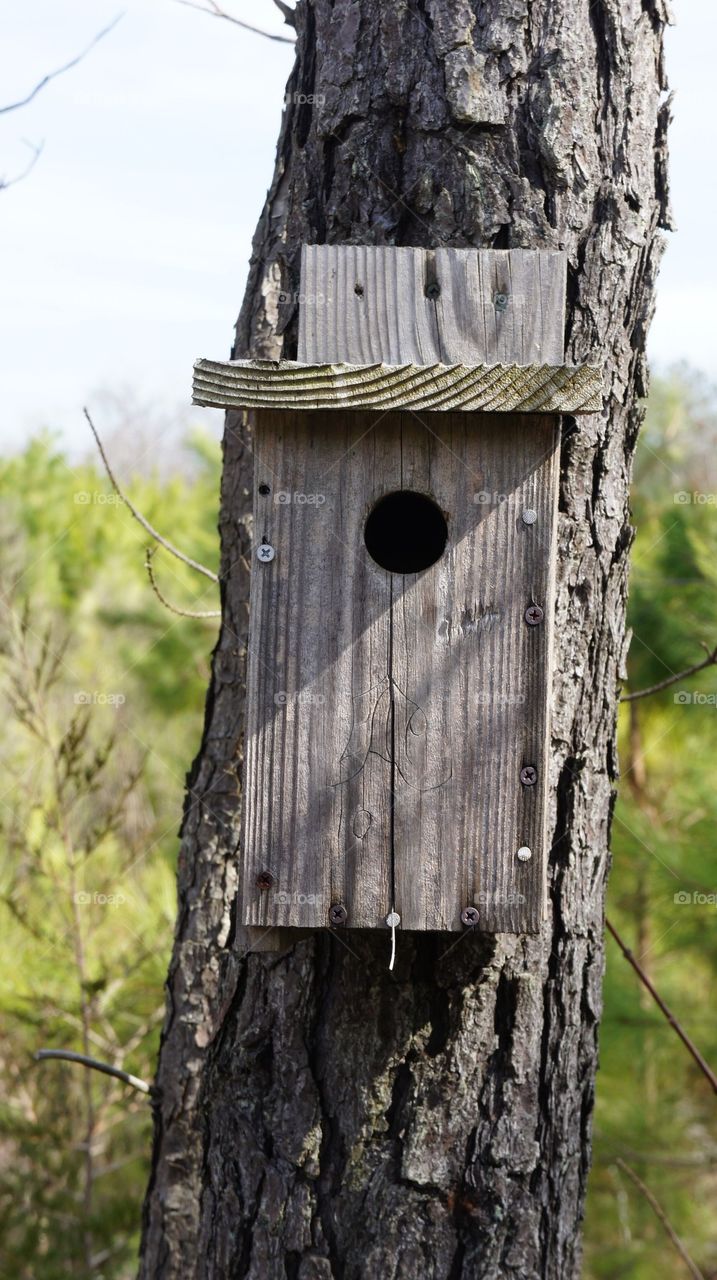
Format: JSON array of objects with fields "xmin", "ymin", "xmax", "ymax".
[
  {"xmin": 615, "ymin": 1159, "xmax": 706, "ymax": 1280},
  {"xmin": 83, "ymin": 408, "xmax": 218, "ymax": 583},
  {"xmin": 174, "ymin": 0, "xmax": 295, "ymax": 43},
  {"xmin": 621, "ymin": 644, "xmax": 717, "ymax": 702},
  {"xmin": 34, "ymin": 1049, "xmax": 152, "ymax": 1095},
  {"xmin": 606, "ymin": 918, "xmax": 717, "ymax": 1095},
  {"xmin": 0, "ymin": 139, "xmax": 44, "ymax": 192},
  {"xmin": 0, "ymin": 15, "xmax": 124, "ymax": 115},
  {"xmin": 145, "ymin": 547, "xmax": 220, "ymax": 618}
]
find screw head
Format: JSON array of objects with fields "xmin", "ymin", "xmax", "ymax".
[
  {"xmin": 516, "ymin": 846, "xmax": 532, "ymax": 863},
  {"xmin": 425, "ymin": 281, "xmax": 441, "ymax": 300},
  {"xmin": 385, "ymin": 911, "xmax": 401, "ymax": 928},
  {"xmin": 494, "ymin": 292, "xmax": 509, "ymax": 312},
  {"xmin": 525, "ymin": 604, "xmax": 544, "ymax": 626},
  {"xmin": 520, "ymin": 765, "xmax": 538, "ymax": 786},
  {"xmin": 522, "ymin": 508, "xmax": 537, "ymax": 525},
  {"xmin": 257, "ymin": 543, "xmax": 275, "ymax": 563},
  {"xmin": 329, "ymin": 902, "xmax": 348, "ymax": 927},
  {"xmin": 256, "ymin": 870, "xmax": 274, "ymax": 890},
  {"xmin": 461, "ymin": 905, "xmax": 480, "ymax": 927}
]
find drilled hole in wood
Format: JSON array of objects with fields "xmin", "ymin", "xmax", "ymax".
[
  {"xmin": 364, "ymin": 490, "xmax": 448, "ymax": 574},
  {"xmin": 354, "ymin": 282, "xmax": 364, "ymax": 296}
]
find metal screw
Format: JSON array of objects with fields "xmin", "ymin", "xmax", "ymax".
[
  {"xmin": 256, "ymin": 870, "xmax": 274, "ymax": 889},
  {"xmin": 517, "ymin": 847, "xmax": 532, "ymax": 863},
  {"xmin": 520, "ymin": 765, "xmax": 538, "ymax": 787},
  {"xmin": 494, "ymin": 292, "xmax": 509, "ymax": 312},
  {"xmin": 258, "ymin": 483, "xmax": 271, "ymax": 496},
  {"xmin": 425, "ymin": 280, "xmax": 441, "ymax": 300},
  {"xmin": 461, "ymin": 905, "xmax": 479, "ymax": 927},
  {"xmin": 525, "ymin": 604, "xmax": 544, "ymax": 626},
  {"xmin": 522, "ymin": 508, "xmax": 537, "ymax": 525},
  {"xmin": 257, "ymin": 543, "xmax": 275, "ymax": 563},
  {"xmin": 329, "ymin": 902, "xmax": 348, "ymax": 926},
  {"xmin": 385, "ymin": 910, "xmax": 401, "ymax": 928}
]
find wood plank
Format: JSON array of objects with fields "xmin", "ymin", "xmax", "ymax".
[
  {"xmin": 298, "ymin": 245, "xmax": 566, "ymax": 365},
  {"xmin": 193, "ymin": 358, "xmax": 601, "ymax": 415}
]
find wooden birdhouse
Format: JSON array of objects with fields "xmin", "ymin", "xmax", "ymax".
[{"xmin": 193, "ymin": 245, "xmax": 600, "ymax": 948}]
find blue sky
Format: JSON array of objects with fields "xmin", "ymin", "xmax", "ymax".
[{"xmin": 0, "ymin": 1, "xmax": 714, "ymax": 449}]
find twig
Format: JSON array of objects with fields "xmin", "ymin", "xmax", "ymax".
[
  {"xmin": 83, "ymin": 408, "xmax": 218, "ymax": 583},
  {"xmin": 0, "ymin": 15, "xmax": 124, "ymax": 115},
  {"xmin": 174, "ymin": 0, "xmax": 294, "ymax": 43},
  {"xmin": 0, "ymin": 139, "xmax": 44, "ymax": 192},
  {"xmin": 606, "ymin": 918, "xmax": 717, "ymax": 1094},
  {"xmin": 621, "ymin": 644, "xmax": 717, "ymax": 702},
  {"xmin": 615, "ymin": 1159, "xmax": 706, "ymax": 1280},
  {"xmin": 145, "ymin": 547, "xmax": 220, "ymax": 618},
  {"xmin": 34, "ymin": 1049, "xmax": 151, "ymax": 1095}
]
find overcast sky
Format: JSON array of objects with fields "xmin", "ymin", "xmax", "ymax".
[{"xmin": 0, "ymin": 1, "xmax": 714, "ymax": 450}]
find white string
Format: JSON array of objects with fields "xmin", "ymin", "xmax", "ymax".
[{"xmin": 389, "ymin": 918, "xmax": 397, "ymax": 971}]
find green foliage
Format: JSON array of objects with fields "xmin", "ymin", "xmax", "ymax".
[
  {"xmin": 0, "ymin": 426, "xmax": 220, "ymax": 1278},
  {"xmin": 585, "ymin": 367, "xmax": 717, "ymax": 1280}
]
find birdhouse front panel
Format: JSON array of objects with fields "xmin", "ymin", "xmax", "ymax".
[{"xmin": 241, "ymin": 407, "xmax": 559, "ymax": 933}]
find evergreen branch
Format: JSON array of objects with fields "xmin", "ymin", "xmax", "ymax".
[
  {"xmin": 606, "ymin": 918, "xmax": 717, "ymax": 1094},
  {"xmin": 83, "ymin": 409, "xmax": 219, "ymax": 582},
  {"xmin": 0, "ymin": 16, "xmax": 124, "ymax": 115},
  {"xmin": 174, "ymin": 0, "xmax": 294, "ymax": 43},
  {"xmin": 34, "ymin": 1049, "xmax": 152, "ymax": 1095},
  {"xmin": 145, "ymin": 547, "xmax": 220, "ymax": 618},
  {"xmin": 615, "ymin": 1159, "xmax": 706, "ymax": 1280},
  {"xmin": 621, "ymin": 644, "xmax": 717, "ymax": 702}
]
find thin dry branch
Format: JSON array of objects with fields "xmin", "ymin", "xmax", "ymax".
[
  {"xmin": 615, "ymin": 1159, "xmax": 706, "ymax": 1280},
  {"xmin": 0, "ymin": 15, "xmax": 124, "ymax": 115},
  {"xmin": 34, "ymin": 1049, "xmax": 151, "ymax": 1095},
  {"xmin": 621, "ymin": 643, "xmax": 717, "ymax": 702},
  {"xmin": 83, "ymin": 409, "xmax": 218, "ymax": 583},
  {"xmin": 1, "ymin": 139, "xmax": 44, "ymax": 192},
  {"xmin": 606, "ymin": 918, "xmax": 717, "ymax": 1094},
  {"xmin": 272, "ymin": 0, "xmax": 297, "ymax": 27},
  {"xmin": 145, "ymin": 547, "xmax": 220, "ymax": 618},
  {"xmin": 174, "ymin": 0, "xmax": 294, "ymax": 43}
]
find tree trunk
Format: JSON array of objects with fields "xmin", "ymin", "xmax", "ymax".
[{"xmin": 140, "ymin": 2, "xmax": 671, "ymax": 1276}]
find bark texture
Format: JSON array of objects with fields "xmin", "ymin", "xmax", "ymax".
[{"xmin": 140, "ymin": 1, "xmax": 671, "ymax": 1276}]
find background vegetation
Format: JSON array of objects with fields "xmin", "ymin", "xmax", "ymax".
[{"xmin": 0, "ymin": 372, "xmax": 715, "ymax": 1277}]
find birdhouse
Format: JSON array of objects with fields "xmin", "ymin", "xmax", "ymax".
[{"xmin": 194, "ymin": 246, "xmax": 600, "ymax": 947}]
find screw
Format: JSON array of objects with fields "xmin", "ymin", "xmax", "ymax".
[
  {"xmin": 520, "ymin": 765, "xmax": 538, "ymax": 786},
  {"xmin": 258, "ymin": 483, "xmax": 271, "ymax": 495},
  {"xmin": 522, "ymin": 508, "xmax": 537, "ymax": 525},
  {"xmin": 494, "ymin": 292, "xmax": 509, "ymax": 312},
  {"xmin": 525, "ymin": 604, "xmax": 544, "ymax": 626},
  {"xmin": 516, "ymin": 847, "xmax": 532, "ymax": 863},
  {"xmin": 461, "ymin": 906, "xmax": 479, "ymax": 927},
  {"xmin": 329, "ymin": 902, "xmax": 348, "ymax": 926},
  {"xmin": 257, "ymin": 543, "xmax": 275, "ymax": 563},
  {"xmin": 425, "ymin": 280, "xmax": 441, "ymax": 300},
  {"xmin": 385, "ymin": 910, "xmax": 401, "ymax": 928},
  {"xmin": 256, "ymin": 870, "xmax": 274, "ymax": 889}
]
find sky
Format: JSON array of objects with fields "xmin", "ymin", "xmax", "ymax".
[{"xmin": 0, "ymin": 1, "xmax": 715, "ymax": 451}]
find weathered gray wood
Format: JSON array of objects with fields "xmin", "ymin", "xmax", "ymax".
[
  {"xmin": 193, "ymin": 357, "xmax": 601, "ymax": 414},
  {"xmin": 298, "ymin": 246, "xmax": 566, "ymax": 365}
]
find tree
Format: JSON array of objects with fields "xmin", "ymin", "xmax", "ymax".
[{"xmin": 140, "ymin": 3, "xmax": 672, "ymax": 1275}]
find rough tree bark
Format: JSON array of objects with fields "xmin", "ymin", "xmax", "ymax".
[{"xmin": 140, "ymin": 2, "xmax": 671, "ymax": 1276}]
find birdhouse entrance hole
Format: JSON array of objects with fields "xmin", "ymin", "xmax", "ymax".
[{"xmin": 364, "ymin": 490, "xmax": 448, "ymax": 574}]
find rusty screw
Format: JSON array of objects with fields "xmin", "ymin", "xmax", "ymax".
[
  {"xmin": 525, "ymin": 604, "xmax": 544, "ymax": 627},
  {"xmin": 329, "ymin": 902, "xmax": 348, "ymax": 927},
  {"xmin": 256, "ymin": 870, "xmax": 274, "ymax": 890},
  {"xmin": 520, "ymin": 765, "xmax": 538, "ymax": 787},
  {"xmin": 461, "ymin": 905, "xmax": 479, "ymax": 927}
]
